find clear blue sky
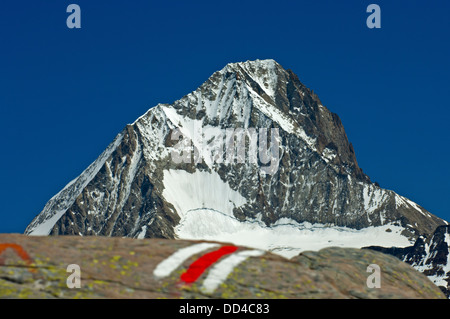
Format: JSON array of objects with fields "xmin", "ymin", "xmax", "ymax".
[{"xmin": 0, "ymin": 0, "xmax": 449, "ymax": 233}]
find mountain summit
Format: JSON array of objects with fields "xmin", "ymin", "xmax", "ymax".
[{"xmin": 25, "ymin": 59, "xmax": 445, "ymax": 256}]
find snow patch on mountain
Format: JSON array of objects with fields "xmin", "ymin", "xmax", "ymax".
[
  {"xmin": 395, "ymin": 193, "xmax": 432, "ymax": 218},
  {"xmin": 162, "ymin": 169, "xmax": 247, "ymax": 220},
  {"xmin": 176, "ymin": 208, "xmax": 412, "ymax": 259},
  {"xmin": 363, "ymin": 184, "xmax": 388, "ymax": 214}
]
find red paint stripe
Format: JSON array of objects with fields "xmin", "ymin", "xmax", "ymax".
[
  {"xmin": 180, "ymin": 245, "xmax": 238, "ymax": 284},
  {"xmin": 0, "ymin": 243, "xmax": 36, "ymax": 273}
]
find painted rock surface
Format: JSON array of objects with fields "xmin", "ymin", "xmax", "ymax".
[{"xmin": 0, "ymin": 234, "xmax": 445, "ymax": 299}]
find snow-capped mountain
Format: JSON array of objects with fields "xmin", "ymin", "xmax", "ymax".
[{"xmin": 25, "ymin": 59, "xmax": 446, "ymax": 260}]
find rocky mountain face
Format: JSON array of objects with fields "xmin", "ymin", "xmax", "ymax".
[
  {"xmin": 0, "ymin": 234, "xmax": 445, "ymax": 299},
  {"xmin": 367, "ymin": 225, "xmax": 450, "ymax": 297},
  {"xmin": 24, "ymin": 59, "xmax": 448, "ymax": 293},
  {"xmin": 25, "ymin": 59, "xmax": 445, "ymax": 239}
]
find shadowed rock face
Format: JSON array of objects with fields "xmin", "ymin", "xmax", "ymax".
[
  {"xmin": 25, "ymin": 59, "xmax": 444, "ymax": 241},
  {"xmin": 366, "ymin": 225, "xmax": 450, "ymax": 298},
  {"xmin": 0, "ymin": 234, "xmax": 445, "ymax": 299}
]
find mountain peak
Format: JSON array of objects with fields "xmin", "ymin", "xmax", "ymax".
[
  {"xmin": 26, "ymin": 58, "xmax": 445, "ymax": 254},
  {"xmin": 219, "ymin": 59, "xmax": 282, "ymax": 100},
  {"xmin": 224, "ymin": 58, "xmax": 279, "ymax": 71}
]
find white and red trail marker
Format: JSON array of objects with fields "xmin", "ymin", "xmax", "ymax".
[
  {"xmin": 153, "ymin": 242, "xmax": 219, "ymax": 278},
  {"xmin": 153, "ymin": 243, "xmax": 265, "ymax": 294}
]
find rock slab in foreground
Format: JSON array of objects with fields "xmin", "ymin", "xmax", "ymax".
[{"xmin": 0, "ymin": 234, "xmax": 445, "ymax": 299}]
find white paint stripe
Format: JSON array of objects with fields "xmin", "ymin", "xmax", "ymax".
[
  {"xmin": 201, "ymin": 250, "xmax": 265, "ymax": 294},
  {"xmin": 153, "ymin": 243, "xmax": 220, "ymax": 278}
]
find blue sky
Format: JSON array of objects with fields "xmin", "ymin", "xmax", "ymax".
[{"xmin": 0, "ymin": 0, "xmax": 449, "ymax": 233}]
